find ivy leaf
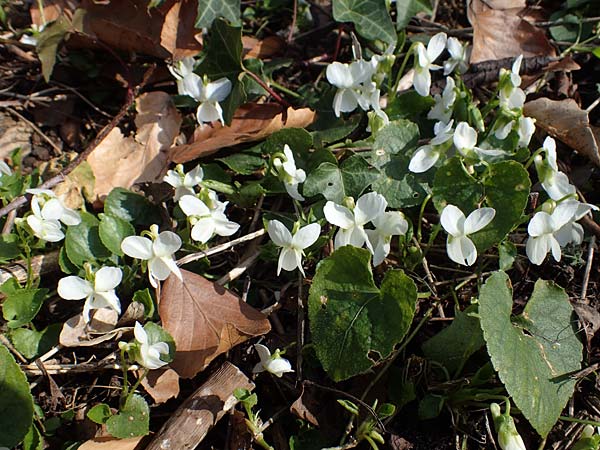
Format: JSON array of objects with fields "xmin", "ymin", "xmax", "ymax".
[
  {"xmin": 395, "ymin": 0, "xmax": 432, "ymax": 30},
  {"xmin": 308, "ymin": 246, "xmax": 417, "ymax": 381},
  {"xmin": 195, "ymin": 0, "xmax": 240, "ymax": 28},
  {"xmin": 106, "ymin": 394, "xmax": 149, "ymax": 438},
  {"xmin": 0, "ymin": 343, "xmax": 34, "ymax": 448},
  {"xmin": 332, "ymin": 0, "xmax": 396, "ymax": 45},
  {"xmin": 304, "ymin": 154, "xmax": 379, "ymax": 203},
  {"xmin": 479, "ymin": 272, "xmax": 582, "ymax": 437}
]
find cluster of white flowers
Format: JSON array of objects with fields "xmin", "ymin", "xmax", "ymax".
[
  {"xmin": 163, "ymin": 163, "xmax": 204, "ymax": 201},
  {"xmin": 58, "ymin": 266, "xmax": 123, "ymax": 323},
  {"xmin": 526, "ymin": 136, "xmax": 598, "ymax": 265},
  {"xmin": 169, "ymin": 57, "xmax": 232, "ymax": 126},
  {"xmin": 121, "ymin": 224, "xmax": 182, "ymax": 288},
  {"xmin": 323, "ymin": 192, "xmax": 408, "ymax": 266},
  {"xmin": 179, "ymin": 191, "xmax": 240, "ymax": 244},
  {"xmin": 25, "ymin": 189, "xmax": 81, "ymax": 242}
]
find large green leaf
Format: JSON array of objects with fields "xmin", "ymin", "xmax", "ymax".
[
  {"xmin": 0, "ymin": 343, "xmax": 34, "ymax": 447},
  {"xmin": 395, "ymin": 0, "xmax": 432, "ymax": 30},
  {"xmin": 371, "ymin": 154, "xmax": 431, "ymax": 208},
  {"xmin": 332, "ymin": 0, "xmax": 396, "ymax": 45},
  {"xmin": 308, "ymin": 246, "xmax": 417, "ymax": 381},
  {"xmin": 479, "ymin": 272, "xmax": 582, "ymax": 437},
  {"xmin": 106, "ymin": 394, "xmax": 149, "ymax": 438},
  {"xmin": 303, "ymin": 154, "xmax": 379, "ymax": 203},
  {"xmin": 1, "ymin": 281, "xmax": 48, "ymax": 329},
  {"xmin": 370, "ymin": 119, "xmax": 419, "ymax": 168},
  {"xmin": 65, "ymin": 212, "xmax": 110, "ymax": 267},
  {"xmin": 432, "ymin": 156, "xmax": 482, "ymax": 213},
  {"xmin": 196, "ymin": 0, "xmax": 240, "ymax": 28}
]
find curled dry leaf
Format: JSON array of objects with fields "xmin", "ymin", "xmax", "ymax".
[
  {"xmin": 290, "ymin": 385, "xmax": 320, "ymax": 426},
  {"xmin": 169, "ymin": 104, "xmax": 316, "ymax": 163},
  {"xmin": 159, "ymin": 269, "xmax": 271, "ymax": 378},
  {"xmin": 242, "ymin": 35, "xmax": 285, "ymax": 59},
  {"xmin": 524, "ymin": 98, "xmax": 600, "ymax": 167},
  {"xmin": 467, "ymin": 0, "xmax": 555, "ymax": 63},
  {"xmin": 159, "ymin": 0, "xmax": 203, "ymax": 60},
  {"xmin": 59, "ymin": 311, "xmax": 125, "ymax": 347},
  {"xmin": 140, "ymin": 368, "xmax": 180, "ymax": 404},
  {"xmin": 77, "ymin": 436, "xmax": 145, "ymax": 450},
  {"xmin": 87, "ymin": 91, "xmax": 181, "ymax": 202},
  {"xmin": 30, "ymin": 0, "xmax": 78, "ymax": 28}
]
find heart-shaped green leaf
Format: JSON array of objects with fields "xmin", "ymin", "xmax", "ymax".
[
  {"xmin": 99, "ymin": 213, "xmax": 134, "ymax": 256},
  {"xmin": 308, "ymin": 246, "xmax": 417, "ymax": 381},
  {"xmin": 106, "ymin": 394, "xmax": 149, "ymax": 439},
  {"xmin": 332, "ymin": 0, "xmax": 396, "ymax": 45},
  {"xmin": 479, "ymin": 272, "xmax": 582, "ymax": 437},
  {"xmin": 0, "ymin": 343, "xmax": 34, "ymax": 447}
]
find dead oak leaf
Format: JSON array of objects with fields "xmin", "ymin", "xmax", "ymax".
[
  {"xmin": 77, "ymin": 437, "xmax": 145, "ymax": 450},
  {"xmin": 524, "ymin": 98, "xmax": 600, "ymax": 167},
  {"xmin": 467, "ymin": 0, "xmax": 555, "ymax": 63},
  {"xmin": 160, "ymin": 269, "xmax": 271, "ymax": 379},
  {"xmin": 140, "ymin": 367, "xmax": 180, "ymax": 404},
  {"xmin": 87, "ymin": 91, "xmax": 181, "ymax": 202},
  {"xmin": 169, "ymin": 103, "xmax": 315, "ymax": 163}
]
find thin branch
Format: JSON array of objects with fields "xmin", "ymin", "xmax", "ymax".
[{"xmin": 176, "ymin": 229, "xmax": 265, "ymax": 266}]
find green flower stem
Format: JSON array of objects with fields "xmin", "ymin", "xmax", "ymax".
[
  {"xmin": 125, "ymin": 369, "xmax": 148, "ymax": 406},
  {"xmin": 390, "ymin": 42, "xmax": 419, "ymax": 100},
  {"xmin": 559, "ymin": 416, "xmax": 600, "ymax": 427},
  {"xmin": 417, "ymin": 194, "xmax": 432, "ymax": 243},
  {"xmin": 269, "ymin": 81, "xmax": 302, "ymax": 99},
  {"xmin": 119, "ymin": 347, "xmax": 129, "ymax": 407},
  {"xmin": 524, "ymin": 147, "xmax": 544, "ymax": 170}
]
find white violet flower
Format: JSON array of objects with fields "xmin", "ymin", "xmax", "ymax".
[
  {"xmin": 57, "ymin": 266, "xmax": 122, "ymax": 323},
  {"xmin": 168, "ymin": 56, "xmax": 195, "ymax": 81},
  {"xmin": 163, "ymin": 164, "xmax": 204, "ymax": 201},
  {"xmin": 413, "ymin": 32, "xmax": 447, "ymax": 96},
  {"xmin": 453, "ymin": 122, "xmax": 505, "ymax": 160},
  {"xmin": 121, "ymin": 224, "xmax": 182, "ymax": 288},
  {"xmin": 490, "ymin": 403, "xmax": 526, "ymax": 450},
  {"xmin": 366, "ymin": 211, "xmax": 409, "ymax": 266},
  {"xmin": 409, "ymin": 120, "xmax": 454, "ymax": 173},
  {"xmin": 428, "ymin": 77, "xmax": 456, "ymax": 123},
  {"xmin": 517, "ymin": 116, "xmax": 536, "ymax": 148},
  {"xmin": 498, "ymin": 55, "xmax": 526, "ymax": 111},
  {"xmin": 133, "ymin": 321, "xmax": 170, "ymax": 370},
  {"xmin": 179, "ymin": 194, "xmax": 240, "ymax": 243},
  {"xmin": 26, "ymin": 189, "xmax": 81, "ymax": 242},
  {"xmin": 0, "ymin": 160, "xmax": 12, "ymax": 182},
  {"xmin": 179, "ymin": 73, "xmax": 232, "ymax": 125},
  {"xmin": 273, "ymin": 145, "xmax": 306, "ymax": 201},
  {"xmin": 323, "ymin": 192, "xmax": 387, "ymax": 252},
  {"xmin": 443, "ymin": 37, "xmax": 469, "ymax": 75},
  {"xmin": 267, "ymin": 220, "xmax": 320, "ymax": 276},
  {"xmin": 440, "ymin": 204, "xmax": 496, "ymax": 266},
  {"xmin": 326, "ymin": 60, "xmax": 374, "ymax": 117},
  {"xmin": 534, "ymin": 137, "xmax": 576, "ymax": 201},
  {"xmin": 252, "ymin": 343, "xmax": 293, "ymax": 377}
]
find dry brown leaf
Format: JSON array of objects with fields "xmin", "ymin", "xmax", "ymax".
[
  {"xmin": 159, "ymin": 269, "xmax": 271, "ymax": 378},
  {"xmin": 170, "ymin": 104, "xmax": 316, "ymax": 163},
  {"xmin": 467, "ymin": 0, "xmax": 555, "ymax": 63},
  {"xmin": 290, "ymin": 385, "xmax": 320, "ymax": 426},
  {"xmin": 78, "ymin": 437, "xmax": 145, "ymax": 450},
  {"xmin": 523, "ymin": 98, "xmax": 600, "ymax": 166},
  {"xmin": 160, "ymin": 0, "xmax": 203, "ymax": 60},
  {"xmin": 30, "ymin": 0, "xmax": 78, "ymax": 27},
  {"xmin": 59, "ymin": 312, "xmax": 125, "ymax": 347},
  {"xmin": 242, "ymin": 35, "xmax": 285, "ymax": 59},
  {"xmin": 140, "ymin": 367, "xmax": 180, "ymax": 404},
  {"xmin": 87, "ymin": 91, "xmax": 181, "ymax": 202}
]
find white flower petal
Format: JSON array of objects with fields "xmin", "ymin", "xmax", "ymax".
[
  {"xmin": 324, "ymin": 202, "xmax": 354, "ymax": 229},
  {"xmin": 326, "ymin": 62, "xmax": 353, "ymax": 88},
  {"xmin": 267, "ymin": 220, "xmax": 293, "ymax": 247},
  {"xmin": 191, "ymin": 218, "xmax": 215, "ymax": 243},
  {"xmin": 41, "ymin": 199, "xmax": 65, "ymax": 221},
  {"xmin": 204, "ymin": 77, "xmax": 232, "ymax": 102},
  {"xmin": 121, "ymin": 236, "xmax": 153, "ymax": 260},
  {"xmin": 179, "ymin": 195, "xmax": 211, "ymax": 217},
  {"xmin": 178, "ymin": 73, "xmax": 203, "ymax": 99},
  {"xmin": 278, "ymin": 247, "xmax": 299, "ymax": 273},
  {"xmin": 284, "ymin": 182, "xmax": 305, "ymax": 201},
  {"xmin": 440, "ymin": 204, "xmax": 465, "ymax": 237},
  {"xmin": 196, "ymin": 102, "xmax": 221, "ymax": 124},
  {"xmin": 58, "ymin": 276, "xmax": 93, "ymax": 300},
  {"xmin": 292, "ymin": 223, "xmax": 321, "ymax": 249},
  {"xmin": 91, "ymin": 291, "xmax": 121, "ymax": 315},
  {"xmin": 453, "ymin": 122, "xmax": 477, "ymax": 150},
  {"xmin": 354, "ymin": 192, "xmax": 387, "ymax": 226},
  {"xmin": 94, "ymin": 267, "xmax": 123, "ymax": 292},
  {"xmin": 528, "ymin": 211, "xmax": 553, "ymax": 237},
  {"xmin": 153, "ymin": 231, "xmax": 182, "ymax": 256},
  {"xmin": 447, "ymin": 235, "xmax": 477, "ymax": 266},
  {"xmin": 409, "ymin": 146, "xmax": 440, "ymax": 173},
  {"xmin": 60, "ymin": 208, "xmax": 81, "ymax": 226},
  {"xmin": 333, "ymin": 89, "xmax": 359, "ymax": 116},
  {"xmin": 183, "ymin": 165, "xmax": 204, "ymax": 187},
  {"xmin": 463, "ymin": 208, "xmax": 495, "ymax": 235},
  {"xmin": 149, "ymin": 257, "xmax": 174, "ymax": 282},
  {"xmin": 265, "ymin": 357, "xmax": 293, "ymax": 377},
  {"xmin": 164, "ymin": 170, "xmax": 183, "ymax": 188},
  {"xmin": 526, "ymin": 235, "xmax": 549, "ymax": 265},
  {"xmin": 427, "ymin": 32, "xmax": 447, "ymax": 62},
  {"xmin": 413, "ymin": 67, "xmax": 431, "ymax": 97},
  {"xmin": 254, "ymin": 343, "xmax": 272, "ymax": 363}
]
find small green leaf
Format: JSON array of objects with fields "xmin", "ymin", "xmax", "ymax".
[
  {"xmin": 196, "ymin": 0, "xmax": 240, "ymax": 28},
  {"xmin": 2, "ymin": 288, "xmax": 48, "ymax": 329},
  {"xmin": 332, "ymin": 0, "xmax": 396, "ymax": 45},
  {"xmin": 65, "ymin": 212, "xmax": 110, "ymax": 267},
  {"xmin": 133, "ymin": 289, "xmax": 155, "ymax": 319},
  {"xmin": 304, "ymin": 154, "xmax": 379, "ymax": 203},
  {"xmin": 395, "ymin": 0, "xmax": 432, "ymax": 30},
  {"xmin": 371, "ymin": 154, "xmax": 431, "ymax": 208},
  {"xmin": 0, "ymin": 234, "xmax": 20, "ymax": 263},
  {"xmin": 106, "ymin": 394, "xmax": 150, "ymax": 438},
  {"xmin": 87, "ymin": 404, "xmax": 112, "ymax": 425},
  {"xmin": 432, "ymin": 156, "xmax": 483, "ymax": 213},
  {"xmin": 0, "ymin": 343, "xmax": 34, "ymax": 448},
  {"xmin": 9, "ymin": 324, "xmax": 61, "ymax": 359},
  {"xmin": 22, "ymin": 423, "xmax": 43, "ymax": 450},
  {"xmin": 104, "ymin": 188, "xmax": 160, "ymax": 226},
  {"xmin": 370, "ymin": 119, "xmax": 419, "ymax": 168},
  {"xmin": 36, "ymin": 16, "xmax": 71, "ymax": 82},
  {"xmin": 386, "ymin": 91, "xmax": 435, "ymax": 120},
  {"xmin": 498, "ymin": 240, "xmax": 517, "ymax": 271},
  {"xmin": 198, "ymin": 19, "xmax": 243, "ymax": 80},
  {"xmin": 479, "ymin": 272, "xmax": 582, "ymax": 437},
  {"xmin": 422, "ymin": 305, "xmax": 484, "ymax": 375},
  {"xmin": 263, "ymin": 128, "xmax": 313, "ymax": 156},
  {"xmin": 217, "ymin": 153, "xmax": 266, "ymax": 175},
  {"xmin": 311, "ymin": 116, "xmax": 361, "ymax": 148},
  {"xmin": 99, "ymin": 214, "xmax": 135, "ymax": 256},
  {"xmin": 308, "ymin": 246, "xmax": 417, "ymax": 381}
]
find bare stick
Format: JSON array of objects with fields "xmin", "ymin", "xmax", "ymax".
[
  {"xmin": 581, "ymin": 235, "xmax": 596, "ymax": 302},
  {"xmin": 0, "ymin": 66, "xmax": 155, "ymax": 219},
  {"xmin": 216, "ymin": 250, "xmax": 260, "ymax": 286},
  {"xmin": 0, "ymin": 251, "xmax": 59, "ymax": 285},
  {"xmin": 177, "ymin": 229, "xmax": 265, "ymax": 266},
  {"xmin": 145, "ymin": 362, "xmax": 254, "ymax": 450},
  {"xmin": 5, "ymin": 107, "xmax": 64, "ymax": 155}
]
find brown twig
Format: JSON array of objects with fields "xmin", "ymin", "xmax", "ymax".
[
  {"xmin": 0, "ymin": 65, "xmax": 155, "ymax": 220},
  {"xmin": 5, "ymin": 106, "xmax": 63, "ymax": 155},
  {"xmin": 242, "ymin": 67, "xmax": 291, "ymax": 108}
]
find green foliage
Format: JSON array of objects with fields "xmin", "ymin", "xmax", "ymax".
[
  {"xmin": 1, "ymin": 279, "xmax": 48, "ymax": 329},
  {"xmin": 87, "ymin": 403, "xmax": 112, "ymax": 424},
  {"xmin": 370, "ymin": 120, "xmax": 419, "ymax": 169},
  {"xmin": 106, "ymin": 394, "xmax": 150, "ymax": 438},
  {"xmin": 22, "ymin": 424, "xmax": 43, "ymax": 450},
  {"xmin": 98, "ymin": 213, "xmax": 135, "ymax": 256},
  {"xmin": 479, "ymin": 272, "xmax": 582, "ymax": 437},
  {"xmin": 395, "ymin": 0, "xmax": 432, "ymax": 29},
  {"xmin": 0, "ymin": 344, "xmax": 34, "ymax": 448},
  {"xmin": 64, "ymin": 212, "xmax": 110, "ymax": 268},
  {"xmin": 371, "ymin": 154, "xmax": 431, "ymax": 208},
  {"xmin": 104, "ymin": 188, "xmax": 160, "ymax": 227},
  {"xmin": 304, "ymin": 154, "xmax": 379, "ymax": 203},
  {"xmin": 0, "ymin": 234, "xmax": 20, "ymax": 263},
  {"xmin": 332, "ymin": 0, "xmax": 396, "ymax": 45},
  {"xmin": 196, "ymin": 0, "xmax": 241, "ymax": 28},
  {"xmin": 9, "ymin": 324, "xmax": 61, "ymax": 359},
  {"xmin": 422, "ymin": 305, "xmax": 484, "ymax": 375},
  {"xmin": 308, "ymin": 246, "xmax": 417, "ymax": 381},
  {"xmin": 133, "ymin": 289, "xmax": 155, "ymax": 319}
]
